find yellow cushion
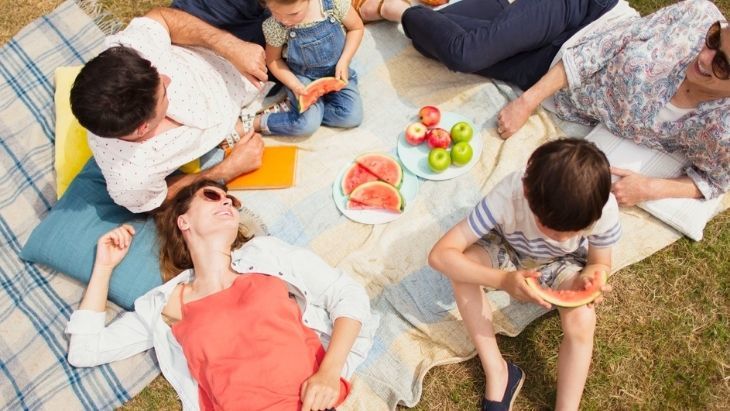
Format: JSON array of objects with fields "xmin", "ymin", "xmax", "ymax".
[
  {"xmin": 178, "ymin": 158, "xmax": 202, "ymax": 174},
  {"xmin": 54, "ymin": 66, "xmax": 91, "ymax": 198}
]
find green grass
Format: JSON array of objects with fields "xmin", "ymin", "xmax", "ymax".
[
  {"xmin": 2, "ymin": 1, "xmax": 729, "ymax": 410},
  {"xmin": 412, "ymin": 212, "xmax": 729, "ymax": 410}
]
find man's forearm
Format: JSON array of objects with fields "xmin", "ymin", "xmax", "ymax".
[{"xmin": 145, "ymin": 7, "xmax": 240, "ymax": 57}]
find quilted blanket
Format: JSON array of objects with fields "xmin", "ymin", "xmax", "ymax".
[{"xmin": 1, "ymin": 1, "xmax": 727, "ymax": 410}]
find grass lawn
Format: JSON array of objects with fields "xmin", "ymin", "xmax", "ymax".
[{"xmin": 2, "ymin": 0, "xmax": 728, "ymax": 409}]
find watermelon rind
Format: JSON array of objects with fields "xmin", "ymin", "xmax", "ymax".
[
  {"xmin": 348, "ymin": 181, "xmax": 404, "ymax": 212},
  {"xmin": 524, "ymin": 270, "xmax": 607, "ymax": 308},
  {"xmin": 298, "ymin": 77, "xmax": 347, "ymax": 113},
  {"xmin": 346, "ymin": 198, "xmax": 403, "ymax": 212},
  {"xmin": 341, "ymin": 163, "xmax": 379, "ymax": 196},
  {"xmin": 354, "ymin": 153, "xmax": 403, "ymax": 188}
]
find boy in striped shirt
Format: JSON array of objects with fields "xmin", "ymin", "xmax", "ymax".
[{"xmin": 429, "ymin": 138, "xmax": 620, "ymax": 411}]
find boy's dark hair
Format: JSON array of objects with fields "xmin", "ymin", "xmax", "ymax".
[
  {"xmin": 70, "ymin": 46, "xmax": 160, "ymax": 138},
  {"xmin": 523, "ymin": 138, "xmax": 611, "ymax": 232}
]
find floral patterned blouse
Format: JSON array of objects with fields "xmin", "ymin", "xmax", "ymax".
[{"xmin": 554, "ymin": 0, "xmax": 729, "ymax": 199}]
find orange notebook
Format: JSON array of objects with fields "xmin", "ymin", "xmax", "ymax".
[{"xmin": 227, "ymin": 146, "xmax": 298, "ymax": 190}]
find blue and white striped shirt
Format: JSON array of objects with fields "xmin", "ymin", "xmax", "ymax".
[{"xmin": 467, "ymin": 171, "xmax": 621, "ymax": 259}]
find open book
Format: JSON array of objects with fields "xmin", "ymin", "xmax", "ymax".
[{"xmin": 227, "ymin": 146, "xmax": 298, "ymax": 190}]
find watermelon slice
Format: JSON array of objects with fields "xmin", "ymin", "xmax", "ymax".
[
  {"xmin": 348, "ymin": 181, "xmax": 404, "ymax": 212},
  {"xmin": 355, "ymin": 153, "xmax": 403, "ymax": 188},
  {"xmin": 341, "ymin": 163, "xmax": 379, "ymax": 195},
  {"xmin": 298, "ymin": 77, "xmax": 347, "ymax": 113},
  {"xmin": 525, "ymin": 270, "xmax": 608, "ymax": 308},
  {"xmin": 346, "ymin": 198, "xmax": 400, "ymax": 212}
]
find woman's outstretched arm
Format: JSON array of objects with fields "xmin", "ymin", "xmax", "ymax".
[
  {"xmin": 79, "ymin": 225, "xmax": 135, "ymax": 311},
  {"xmin": 497, "ymin": 61, "xmax": 568, "ymax": 138},
  {"xmin": 66, "ymin": 225, "xmax": 154, "ymax": 367}
]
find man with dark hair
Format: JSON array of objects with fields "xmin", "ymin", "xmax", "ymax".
[
  {"xmin": 71, "ymin": 7, "xmax": 271, "ymax": 213},
  {"xmin": 429, "ymin": 138, "xmax": 620, "ymax": 410},
  {"xmin": 71, "ymin": 47, "xmax": 161, "ymax": 139}
]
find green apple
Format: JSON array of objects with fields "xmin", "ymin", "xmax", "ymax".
[
  {"xmin": 428, "ymin": 148, "xmax": 451, "ymax": 173},
  {"xmin": 450, "ymin": 121, "xmax": 473, "ymax": 143},
  {"xmin": 451, "ymin": 142, "xmax": 473, "ymax": 166}
]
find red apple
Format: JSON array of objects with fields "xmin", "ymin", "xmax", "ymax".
[
  {"xmin": 405, "ymin": 122, "xmax": 428, "ymax": 145},
  {"xmin": 426, "ymin": 128, "xmax": 451, "ymax": 149},
  {"xmin": 419, "ymin": 105, "xmax": 441, "ymax": 127}
]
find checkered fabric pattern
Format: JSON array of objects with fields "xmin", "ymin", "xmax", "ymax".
[
  {"xmin": 2, "ymin": 1, "xmax": 727, "ymax": 410},
  {"xmin": 0, "ymin": 2, "xmax": 158, "ymax": 409}
]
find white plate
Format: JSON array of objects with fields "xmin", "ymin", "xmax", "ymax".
[
  {"xmin": 332, "ymin": 156, "xmax": 419, "ymax": 225},
  {"xmin": 397, "ymin": 112, "xmax": 483, "ymax": 181}
]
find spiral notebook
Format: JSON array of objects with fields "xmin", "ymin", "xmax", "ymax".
[{"xmin": 227, "ymin": 145, "xmax": 298, "ymax": 190}]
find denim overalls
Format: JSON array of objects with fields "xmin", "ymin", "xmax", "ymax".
[{"xmin": 261, "ymin": 0, "xmax": 363, "ymax": 136}]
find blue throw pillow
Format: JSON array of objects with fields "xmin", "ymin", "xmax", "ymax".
[{"xmin": 21, "ymin": 158, "xmax": 162, "ymax": 310}]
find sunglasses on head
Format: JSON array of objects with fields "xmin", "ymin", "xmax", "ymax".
[
  {"xmin": 706, "ymin": 21, "xmax": 730, "ymax": 80},
  {"xmin": 200, "ymin": 187, "xmax": 241, "ymax": 209}
]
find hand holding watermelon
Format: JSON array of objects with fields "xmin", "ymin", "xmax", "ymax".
[
  {"xmin": 502, "ymin": 270, "xmax": 552, "ymax": 310},
  {"xmin": 297, "ymin": 77, "xmax": 348, "ymax": 113},
  {"xmin": 293, "ymin": 82, "xmax": 308, "ymax": 99},
  {"xmin": 525, "ymin": 270, "xmax": 609, "ymax": 309},
  {"xmin": 579, "ymin": 270, "xmax": 612, "ymax": 307}
]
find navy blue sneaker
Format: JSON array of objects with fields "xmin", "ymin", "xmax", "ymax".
[{"xmin": 480, "ymin": 362, "xmax": 525, "ymax": 411}]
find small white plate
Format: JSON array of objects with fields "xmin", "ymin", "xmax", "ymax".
[
  {"xmin": 332, "ymin": 156, "xmax": 419, "ymax": 225},
  {"xmin": 397, "ymin": 112, "xmax": 483, "ymax": 181}
]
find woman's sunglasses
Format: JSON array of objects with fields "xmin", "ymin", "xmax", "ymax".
[
  {"xmin": 200, "ymin": 188, "xmax": 241, "ymax": 209},
  {"xmin": 706, "ymin": 21, "xmax": 730, "ymax": 80}
]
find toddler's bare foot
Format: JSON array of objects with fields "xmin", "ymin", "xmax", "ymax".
[
  {"xmin": 380, "ymin": 0, "xmax": 411, "ymax": 22},
  {"xmin": 497, "ymin": 95, "xmax": 537, "ymax": 139},
  {"xmin": 356, "ymin": 0, "xmax": 384, "ymax": 22}
]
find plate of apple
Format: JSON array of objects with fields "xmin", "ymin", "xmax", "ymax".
[{"xmin": 397, "ymin": 106, "xmax": 483, "ymax": 181}]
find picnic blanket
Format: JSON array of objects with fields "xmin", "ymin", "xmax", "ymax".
[
  {"xmin": 0, "ymin": 2, "xmax": 159, "ymax": 410},
  {"xmin": 2, "ymin": 1, "xmax": 728, "ymax": 410}
]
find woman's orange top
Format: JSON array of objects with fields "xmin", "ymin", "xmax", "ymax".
[{"xmin": 172, "ymin": 273, "xmax": 349, "ymax": 410}]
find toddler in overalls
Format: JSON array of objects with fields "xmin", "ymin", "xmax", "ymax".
[{"xmin": 254, "ymin": 0, "xmax": 365, "ymax": 136}]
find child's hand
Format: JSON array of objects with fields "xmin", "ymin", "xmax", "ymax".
[
  {"xmin": 335, "ymin": 59, "xmax": 350, "ymax": 82},
  {"xmin": 581, "ymin": 271, "xmax": 612, "ymax": 308},
  {"xmin": 503, "ymin": 270, "xmax": 552, "ymax": 309},
  {"xmin": 293, "ymin": 82, "xmax": 308, "ymax": 98}
]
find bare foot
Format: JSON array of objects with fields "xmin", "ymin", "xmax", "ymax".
[
  {"xmin": 497, "ymin": 94, "xmax": 537, "ymax": 139},
  {"xmin": 357, "ymin": 0, "xmax": 384, "ymax": 22},
  {"xmin": 380, "ymin": 0, "xmax": 411, "ymax": 22}
]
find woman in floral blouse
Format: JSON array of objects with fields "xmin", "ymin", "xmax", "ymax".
[{"xmin": 498, "ymin": 0, "xmax": 729, "ymax": 206}]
